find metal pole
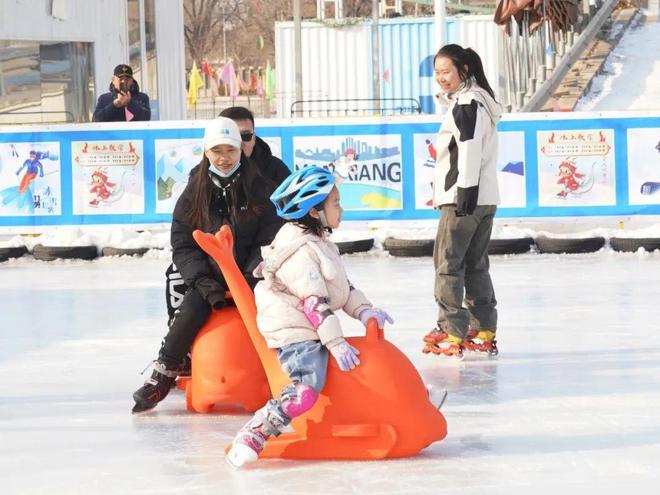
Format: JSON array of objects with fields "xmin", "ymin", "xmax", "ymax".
[
  {"xmin": 222, "ymin": 4, "xmax": 227, "ymax": 63},
  {"xmin": 372, "ymin": 0, "xmax": 380, "ymax": 114},
  {"xmin": 294, "ymin": 0, "xmax": 303, "ymax": 102},
  {"xmin": 434, "ymin": 0, "xmax": 446, "ymax": 51}
]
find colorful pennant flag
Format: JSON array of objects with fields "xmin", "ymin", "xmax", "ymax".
[
  {"xmin": 187, "ymin": 61, "xmax": 204, "ymax": 108},
  {"xmin": 264, "ymin": 60, "xmax": 275, "ymax": 102},
  {"xmin": 219, "ymin": 61, "xmax": 239, "ymax": 97}
]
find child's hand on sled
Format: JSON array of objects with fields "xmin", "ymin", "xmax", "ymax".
[
  {"xmin": 328, "ymin": 339, "xmax": 361, "ymax": 372},
  {"xmin": 359, "ymin": 307, "xmax": 394, "ymax": 328}
]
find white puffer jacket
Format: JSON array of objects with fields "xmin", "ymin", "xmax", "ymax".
[
  {"xmin": 254, "ymin": 223, "xmax": 372, "ymax": 349},
  {"xmin": 432, "ymin": 78, "xmax": 502, "ymax": 210}
]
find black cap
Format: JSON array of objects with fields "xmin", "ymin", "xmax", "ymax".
[{"xmin": 113, "ymin": 64, "xmax": 133, "ymax": 77}]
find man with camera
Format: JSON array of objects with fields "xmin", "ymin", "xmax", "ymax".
[{"xmin": 93, "ymin": 64, "xmax": 151, "ymax": 122}]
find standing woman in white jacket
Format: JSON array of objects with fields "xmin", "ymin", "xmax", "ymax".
[
  {"xmin": 226, "ymin": 166, "xmax": 392, "ymax": 468},
  {"xmin": 423, "ymin": 44, "xmax": 502, "ymax": 359}
]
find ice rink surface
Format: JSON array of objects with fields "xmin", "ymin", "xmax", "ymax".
[{"xmin": 2, "ymin": 250, "xmax": 660, "ymax": 495}]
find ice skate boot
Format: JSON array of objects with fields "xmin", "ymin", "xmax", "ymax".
[
  {"xmin": 422, "ymin": 329, "xmax": 464, "ymax": 358},
  {"xmin": 463, "ymin": 329, "xmax": 498, "ymax": 356},
  {"xmin": 132, "ymin": 359, "xmax": 182, "ymax": 413},
  {"xmin": 226, "ymin": 401, "xmax": 290, "ymax": 468}
]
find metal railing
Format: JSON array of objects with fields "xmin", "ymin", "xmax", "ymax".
[
  {"xmin": 290, "ymin": 97, "xmax": 422, "ymax": 117},
  {"xmin": 186, "ymin": 96, "xmax": 275, "ymax": 120},
  {"xmin": 498, "ymin": 0, "xmax": 608, "ymax": 112}
]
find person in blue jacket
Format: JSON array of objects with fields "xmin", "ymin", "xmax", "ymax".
[{"xmin": 92, "ymin": 64, "xmax": 151, "ymax": 122}]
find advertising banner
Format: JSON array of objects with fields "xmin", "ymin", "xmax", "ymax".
[
  {"xmin": 71, "ymin": 140, "xmax": 145, "ymax": 215},
  {"xmin": 1, "ymin": 112, "xmax": 659, "ymax": 231},
  {"xmin": 0, "ymin": 142, "xmax": 61, "ymax": 216},
  {"xmin": 292, "ymin": 134, "xmax": 403, "ymax": 211},
  {"xmin": 537, "ymin": 129, "xmax": 616, "ymax": 207},
  {"xmin": 627, "ymin": 127, "xmax": 660, "ymax": 205}
]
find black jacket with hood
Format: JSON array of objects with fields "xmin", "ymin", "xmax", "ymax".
[
  {"xmin": 170, "ymin": 158, "xmax": 282, "ymax": 309},
  {"xmin": 92, "ymin": 80, "xmax": 151, "ymax": 122},
  {"xmin": 249, "ymin": 136, "xmax": 291, "ymax": 185}
]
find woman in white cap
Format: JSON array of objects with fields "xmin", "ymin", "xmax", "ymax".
[{"xmin": 132, "ymin": 117, "xmax": 283, "ymax": 413}]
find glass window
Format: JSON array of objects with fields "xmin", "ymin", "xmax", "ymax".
[
  {"xmin": 144, "ymin": 0, "xmax": 158, "ymax": 102},
  {"xmin": 0, "ymin": 40, "xmax": 94, "ymax": 124},
  {"xmin": 0, "ymin": 41, "xmax": 41, "ymax": 124},
  {"xmin": 127, "ymin": 0, "xmax": 142, "ymax": 83}
]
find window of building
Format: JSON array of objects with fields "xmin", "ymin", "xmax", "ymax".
[
  {"xmin": 127, "ymin": 0, "xmax": 159, "ymax": 118},
  {"xmin": 0, "ymin": 40, "xmax": 94, "ymax": 124}
]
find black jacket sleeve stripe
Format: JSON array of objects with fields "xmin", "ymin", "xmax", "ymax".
[{"xmin": 452, "ymin": 100, "xmax": 479, "ymax": 142}]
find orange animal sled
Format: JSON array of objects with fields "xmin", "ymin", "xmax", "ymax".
[
  {"xmin": 183, "ymin": 306, "xmax": 271, "ymax": 413},
  {"xmin": 188, "ymin": 226, "xmax": 447, "ymax": 460}
]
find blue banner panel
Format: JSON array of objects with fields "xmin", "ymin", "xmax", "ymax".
[{"xmin": 1, "ymin": 112, "xmax": 659, "ymax": 232}]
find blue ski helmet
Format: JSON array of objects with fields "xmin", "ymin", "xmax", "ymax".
[{"xmin": 270, "ymin": 166, "xmax": 336, "ymax": 220}]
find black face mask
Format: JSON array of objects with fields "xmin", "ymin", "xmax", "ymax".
[{"xmin": 240, "ymin": 132, "xmax": 254, "ymax": 142}]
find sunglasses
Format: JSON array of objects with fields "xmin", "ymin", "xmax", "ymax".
[{"xmin": 240, "ymin": 132, "xmax": 254, "ymax": 142}]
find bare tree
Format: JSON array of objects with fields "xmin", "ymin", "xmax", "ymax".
[{"xmin": 184, "ymin": 0, "xmax": 246, "ymax": 64}]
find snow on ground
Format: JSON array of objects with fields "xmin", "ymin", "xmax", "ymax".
[
  {"xmin": 4, "ymin": 217, "xmax": 660, "ymax": 255},
  {"xmin": 1, "ymin": 250, "xmax": 660, "ymax": 494},
  {"xmin": 575, "ymin": 12, "xmax": 660, "ymax": 111}
]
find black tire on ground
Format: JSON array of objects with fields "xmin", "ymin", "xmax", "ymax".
[
  {"xmin": 32, "ymin": 244, "xmax": 99, "ymax": 261},
  {"xmin": 383, "ymin": 237, "xmax": 435, "ymax": 257},
  {"xmin": 101, "ymin": 247, "xmax": 151, "ymax": 257},
  {"xmin": 488, "ymin": 237, "xmax": 534, "ymax": 255},
  {"xmin": 535, "ymin": 236, "xmax": 605, "ymax": 254},
  {"xmin": 0, "ymin": 246, "xmax": 28, "ymax": 262},
  {"xmin": 609, "ymin": 237, "xmax": 660, "ymax": 253},
  {"xmin": 335, "ymin": 238, "xmax": 374, "ymax": 255}
]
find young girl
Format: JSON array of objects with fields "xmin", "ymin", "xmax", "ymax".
[
  {"xmin": 424, "ymin": 44, "xmax": 502, "ymax": 358},
  {"xmin": 226, "ymin": 166, "xmax": 393, "ymax": 467},
  {"xmin": 132, "ymin": 117, "xmax": 282, "ymax": 413}
]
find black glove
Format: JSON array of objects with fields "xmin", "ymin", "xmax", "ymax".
[
  {"xmin": 207, "ymin": 291, "xmax": 226, "ymax": 310},
  {"xmin": 455, "ymin": 186, "xmax": 479, "ymax": 217},
  {"xmin": 194, "ymin": 276, "xmax": 227, "ymax": 309}
]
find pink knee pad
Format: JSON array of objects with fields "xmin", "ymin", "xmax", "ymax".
[
  {"xmin": 280, "ymin": 383, "xmax": 318, "ymax": 418},
  {"xmin": 300, "ymin": 295, "xmax": 333, "ymax": 329}
]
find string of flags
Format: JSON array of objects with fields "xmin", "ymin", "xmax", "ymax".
[{"xmin": 187, "ymin": 60, "xmax": 276, "ymax": 107}]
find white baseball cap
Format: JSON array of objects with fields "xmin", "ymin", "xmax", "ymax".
[{"xmin": 203, "ymin": 116, "xmax": 242, "ymax": 151}]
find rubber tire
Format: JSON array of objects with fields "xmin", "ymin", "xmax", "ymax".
[
  {"xmin": 335, "ymin": 238, "xmax": 374, "ymax": 255},
  {"xmin": 535, "ymin": 236, "xmax": 605, "ymax": 254},
  {"xmin": 32, "ymin": 244, "xmax": 99, "ymax": 261},
  {"xmin": 383, "ymin": 237, "xmax": 435, "ymax": 257},
  {"xmin": 488, "ymin": 237, "xmax": 534, "ymax": 255},
  {"xmin": 609, "ymin": 237, "xmax": 660, "ymax": 253},
  {"xmin": 102, "ymin": 247, "xmax": 150, "ymax": 257},
  {"xmin": 0, "ymin": 246, "xmax": 28, "ymax": 262}
]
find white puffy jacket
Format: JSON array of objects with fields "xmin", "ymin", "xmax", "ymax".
[
  {"xmin": 432, "ymin": 79, "xmax": 502, "ymax": 212},
  {"xmin": 254, "ymin": 223, "xmax": 372, "ymax": 349}
]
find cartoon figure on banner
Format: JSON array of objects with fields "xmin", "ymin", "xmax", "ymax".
[
  {"xmin": 330, "ymin": 147, "xmax": 358, "ymax": 181},
  {"xmin": 556, "ymin": 158, "xmax": 594, "ymax": 199},
  {"xmin": 0, "ymin": 149, "xmax": 58, "ymax": 212},
  {"xmin": 424, "ymin": 139, "xmax": 437, "ymax": 206},
  {"xmin": 89, "ymin": 168, "xmax": 116, "ymax": 206},
  {"xmin": 88, "ymin": 167, "xmax": 134, "ymax": 207}
]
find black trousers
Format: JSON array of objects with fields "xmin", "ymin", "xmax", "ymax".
[
  {"xmin": 160, "ymin": 286, "xmax": 212, "ymax": 364},
  {"xmin": 161, "ymin": 263, "xmax": 254, "ymax": 365}
]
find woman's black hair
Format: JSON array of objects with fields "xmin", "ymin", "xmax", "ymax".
[
  {"xmin": 186, "ymin": 153, "xmax": 270, "ymax": 231},
  {"xmin": 433, "ymin": 44, "xmax": 496, "ymax": 100}
]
